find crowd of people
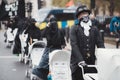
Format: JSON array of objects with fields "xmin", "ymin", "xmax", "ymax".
[
  {"xmin": 2, "ymin": 4, "xmax": 120, "ymax": 80},
  {"xmin": 31, "ymin": 5, "xmax": 105, "ymax": 80}
]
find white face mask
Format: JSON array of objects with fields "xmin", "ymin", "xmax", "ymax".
[
  {"xmin": 78, "ymin": 12, "xmax": 89, "ymax": 23},
  {"xmin": 80, "ymin": 16, "xmax": 90, "ymax": 23},
  {"xmin": 80, "ymin": 20, "xmax": 92, "ymax": 36}
]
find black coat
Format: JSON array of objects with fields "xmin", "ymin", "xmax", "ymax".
[
  {"xmin": 27, "ymin": 24, "xmax": 42, "ymax": 40},
  {"xmin": 70, "ymin": 24, "xmax": 105, "ymax": 73},
  {"xmin": 41, "ymin": 26, "xmax": 66, "ymax": 48},
  {"xmin": 39, "ymin": 24, "xmax": 66, "ymax": 70}
]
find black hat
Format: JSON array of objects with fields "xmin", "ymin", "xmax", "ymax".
[
  {"xmin": 76, "ymin": 5, "xmax": 91, "ymax": 18},
  {"xmin": 49, "ymin": 17, "xmax": 57, "ymax": 23}
]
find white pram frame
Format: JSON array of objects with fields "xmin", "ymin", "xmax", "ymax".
[
  {"xmin": 78, "ymin": 64, "xmax": 98, "ymax": 80},
  {"xmin": 25, "ymin": 40, "xmax": 46, "ymax": 80},
  {"xmin": 29, "ymin": 41, "xmax": 46, "ymax": 66},
  {"xmin": 18, "ymin": 30, "xmax": 29, "ymax": 63},
  {"xmin": 5, "ymin": 27, "xmax": 17, "ymax": 48}
]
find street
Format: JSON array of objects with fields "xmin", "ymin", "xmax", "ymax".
[
  {"xmin": 0, "ymin": 30, "xmax": 29, "ymax": 80},
  {"xmin": 0, "ymin": 29, "xmax": 117, "ymax": 80}
]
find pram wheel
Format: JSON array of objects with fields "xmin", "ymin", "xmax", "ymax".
[
  {"xmin": 25, "ymin": 69, "xmax": 30, "ymax": 78},
  {"xmin": 6, "ymin": 44, "xmax": 11, "ymax": 48},
  {"xmin": 18, "ymin": 54, "xmax": 24, "ymax": 63},
  {"xmin": 24, "ymin": 59, "xmax": 27, "ymax": 64},
  {"xmin": 31, "ymin": 76, "xmax": 36, "ymax": 80},
  {"xmin": 29, "ymin": 60, "xmax": 32, "ymax": 68},
  {"xmin": 24, "ymin": 54, "xmax": 29, "ymax": 64},
  {"xmin": 30, "ymin": 74, "xmax": 40, "ymax": 80}
]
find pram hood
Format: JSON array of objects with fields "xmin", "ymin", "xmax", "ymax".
[{"xmin": 29, "ymin": 41, "xmax": 46, "ymax": 53}]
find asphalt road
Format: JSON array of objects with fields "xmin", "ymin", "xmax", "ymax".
[{"xmin": 0, "ymin": 30, "xmax": 29, "ymax": 80}]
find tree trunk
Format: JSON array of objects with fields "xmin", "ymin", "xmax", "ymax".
[
  {"xmin": 17, "ymin": 0, "xmax": 25, "ymax": 18},
  {"xmin": 109, "ymin": 0, "xmax": 114, "ymax": 16}
]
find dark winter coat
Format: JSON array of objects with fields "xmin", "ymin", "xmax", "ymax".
[
  {"xmin": 42, "ymin": 23, "xmax": 66, "ymax": 48},
  {"xmin": 39, "ymin": 22, "xmax": 66, "ymax": 69},
  {"xmin": 12, "ymin": 18, "xmax": 30, "ymax": 55},
  {"xmin": 70, "ymin": 24, "xmax": 105, "ymax": 73},
  {"xmin": 27, "ymin": 23, "xmax": 42, "ymax": 41}
]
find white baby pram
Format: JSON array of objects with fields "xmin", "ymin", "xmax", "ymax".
[
  {"xmin": 49, "ymin": 50, "xmax": 72, "ymax": 80},
  {"xmin": 5, "ymin": 27, "xmax": 15, "ymax": 48},
  {"xmin": 78, "ymin": 48, "xmax": 120, "ymax": 80},
  {"xmin": 96, "ymin": 48, "xmax": 120, "ymax": 80},
  {"xmin": 19, "ymin": 30, "xmax": 30, "ymax": 63},
  {"xmin": 25, "ymin": 40, "xmax": 46, "ymax": 79}
]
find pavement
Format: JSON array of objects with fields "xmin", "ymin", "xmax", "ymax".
[
  {"xmin": 0, "ymin": 30, "xmax": 29, "ymax": 80},
  {"xmin": 104, "ymin": 36, "xmax": 120, "ymax": 48},
  {"xmin": 104, "ymin": 43, "xmax": 116, "ymax": 48}
]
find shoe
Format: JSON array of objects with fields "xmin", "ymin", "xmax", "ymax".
[{"xmin": 31, "ymin": 73, "xmax": 43, "ymax": 80}]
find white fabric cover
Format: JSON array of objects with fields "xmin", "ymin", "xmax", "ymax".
[
  {"xmin": 96, "ymin": 48, "xmax": 120, "ymax": 80},
  {"xmin": 49, "ymin": 50, "xmax": 72, "ymax": 80}
]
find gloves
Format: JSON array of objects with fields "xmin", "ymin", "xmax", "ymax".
[
  {"xmin": 78, "ymin": 61, "xmax": 87, "ymax": 67},
  {"xmin": 46, "ymin": 22, "xmax": 50, "ymax": 27}
]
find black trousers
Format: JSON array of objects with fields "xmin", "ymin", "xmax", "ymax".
[{"xmin": 72, "ymin": 66, "xmax": 84, "ymax": 80}]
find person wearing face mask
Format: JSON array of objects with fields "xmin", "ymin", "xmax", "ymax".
[
  {"xmin": 32, "ymin": 16, "xmax": 66, "ymax": 80},
  {"xmin": 70, "ymin": 5, "xmax": 105, "ymax": 80},
  {"xmin": 110, "ymin": 12, "xmax": 120, "ymax": 48}
]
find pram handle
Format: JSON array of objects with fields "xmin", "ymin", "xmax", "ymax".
[
  {"xmin": 87, "ymin": 65, "xmax": 97, "ymax": 68},
  {"xmin": 78, "ymin": 63, "xmax": 85, "ymax": 75},
  {"xmin": 78, "ymin": 64, "xmax": 97, "ymax": 75},
  {"xmin": 33, "ymin": 39, "xmax": 38, "ymax": 42},
  {"xmin": 78, "ymin": 63, "xmax": 97, "ymax": 68}
]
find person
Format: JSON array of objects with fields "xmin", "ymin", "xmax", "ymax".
[
  {"xmin": 90, "ymin": 14, "xmax": 105, "ymax": 42},
  {"xmin": 32, "ymin": 16, "xmax": 66, "ymax": 80},
  {"xmin": 70, "ymin": 5, "xmax": 105, "ymax": 80},
  {"xmin": 12, "ymin": 18, "xmax": 31, "ymax": 55},
  {"xmin": 65, "ymin": 25, "xmax": 70, "ymax": 43},
  {"xmin": 110, "ymin": 12, "xmax": 120, "ymax": 48},
  {"xmin": 90, "ymin": 14, "xmax": 99, "ymax": 27},
  {"xmin": 27, "ymin": 18, "xmax": 42, "ymax": 43}
]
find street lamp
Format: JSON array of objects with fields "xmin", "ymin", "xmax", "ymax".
[
  {"xmin": 38, "ymin": 0, "xmax": 45, "ymax": 9},
  {"xmin": 90, "ymin": 0, "xmax": 95, "ymax": 9},
  {"xmin": 26, "ymin": 2, "xmax": 32, "ymax": 18},
  {"xmin": 26, "ymin": 2, "xmax": 32, "ymax": 12},
  {"xmin": 90, "ymin": 0, "xmax": 96, "ymax": 15}
]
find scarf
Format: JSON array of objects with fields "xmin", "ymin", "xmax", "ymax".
[{"xmin": 80, "ymin": 20, "xmax": 92, "ymax": 36}]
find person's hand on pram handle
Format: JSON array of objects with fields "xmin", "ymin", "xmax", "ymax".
[{"xmin": 78, "ymin": 61, "xmax": 88, "ymax": 67}]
